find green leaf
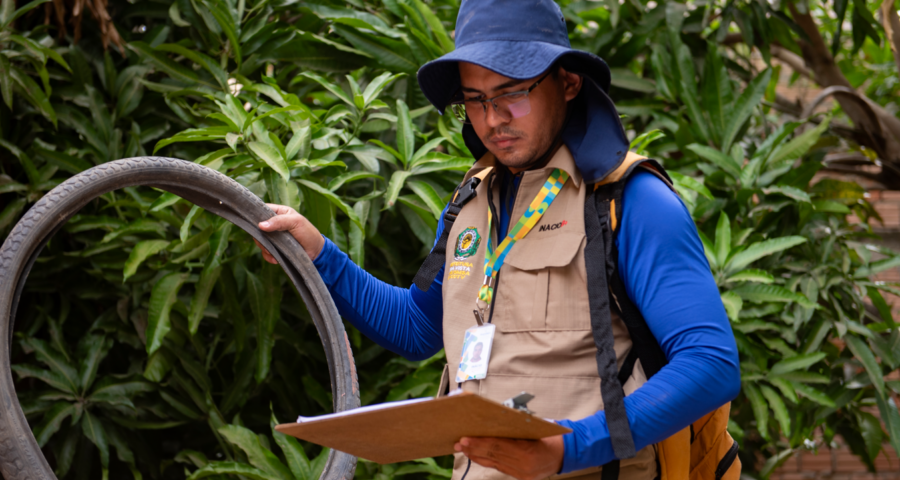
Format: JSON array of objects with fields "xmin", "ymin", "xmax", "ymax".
[
  {"xmin": 668, "ymin": 171, "xmax": 713, "ymax": 200},
  {"xmin": 247, "ymin": 265, "xmax": 282, "ymax": 384},
  {"xmin": 77, "ymin": 335, "xmax": 113, "ymax": 393},
  {"xmin": 200, "ymin": 0, "xmax": 242, "ymax": 69},
  {"xmin": 857, "ymin": 411, "xmax": 884, "ymax": 462},
  {"xmin": 328, "ymin": 171, "xmax": 381, "ymax": 191},
  {"xmin": 855, "ymin": 255, "xmax": 900, "ymax": 278},
  {"xmin": 123, "ymin": 240, "xmax": 170, "ymax": 282},
  {"xmin": 721, "ymin": 69, "xmax": 771, "ymax": 152},
  {"xmin": 395, "ymin": 99, "xmax": 414, "ymax": 165},
  {"xmin": 726, "ymin": 236, "xmax": 807, "ymax": 274},
  {"xmin": 3, "ymin": 0, "xmax": 49, "ymax": 27},
  {"xmin": 33, "ymin": 402, "xmax": 78, "ymax": 447},
  {"xmin": 744, "ymin": 382, "xmax": 769, "ymax": 440},
  {"xmin": 767, "ymin": 117, "xmax": 831, "ymax": 167},
  {"xmin": 297, "ymin": 72, "xmax": 353, "ymax": 106},
  {"xmin": 674, "ymin": 44, "xmax": 710, "ymax": 143},
  {"xmin": 714, "ymin": 212, "xmax": 731, "ymax": 268},
  {"xmin": 218, "ymin": 424, "xmax": 292, "ymax": 480},
  {"xmin": 769, "ymin": 352, "xmax": 826, "ymax": 375},
  {"xmin": 385, "ymin": 171, "xmax": 414, "ymax": 208},
  {"xmin": 845, "ymin": 335, "xmax": 885, "ymax": 394},
  {"xmin": 181, "ymin": 205, "xmax": 203, "ymax": 243},
  {"xmin": 406, "ymin": 180, "xmax": 444, "ymax": 219},
  {"xmin": 186, "ymin": 462, "xmax": 276, "ymax": 480},
  {"xmin": 82, "ymin": 411, "xmax": 110, "ymax": 468},
  {"xmin": 248, "ymin": 142, "xmax": 290, "ymax": 181},
  {"xmin": 146, "ymin": 272, "xmax": 188, "ymax": 356},
  {"xmin": 362, "ymin": 72, "xmax": 404, "ymax": 107},
  {"xmin": 296, "ymin": 179, "xmax": 362, "ymax": 228},
  {"xmin": 725, "ymin": 269, "xmax": 774, "ymax": 284},
  {"xmin": 11, "ymin": 364, "xmax": 74, "ymax": 393},
  {"xmin": 0, "ymin": 56, "xmax": 13, "ymax": 109},
  {"xmin": 760, "ymin": 385, "xmax": 790, "ymax": 436},
  {"xmin": 272, "ymin": 419, "xmax": 312, "ymax": 480},
  {"xmin": 332, "ymin": 24, "xmax": 418, "ymax": 74},
  {"xmin": 790, "ymin": 381, "xmax": 835, "ymax": 407},
  {"xmin": 21, "ymin": 338, "xmax": 80, "ymax": 393},
  {"xmin": 768, "ymin": 377, "xmax": 799, "ymax": 404},
  {"xmin": 687, "ymin": 144, "xmax": 742, "ymax": 179},
  {"xmin": 128, "ymin": 41, "xmax": 200, "ymax": 84},
  {"xmin": 720, "ymin": 291, "xmax": 743, "ymax": 322},
  {"xmin": 732, "ymin": 284, "xmax": 816, "ymax": 308},
  {"xmin": 154, "ymin": 43, "xmax": 228, "ymax": 88},
  {"xmin": 188, "ymin": 224, "xmax": 230, "ymax": 334},
  {"xmin": 876, "ymin": 393, "xmax": 900, "ymax": 457},
  {"xmin": 101, "ymin": 219, "xmax": 164, "ymax": 244},
  {"xmin": 762, "ymin": 185, "xmax": 811, "ymax": 203}
]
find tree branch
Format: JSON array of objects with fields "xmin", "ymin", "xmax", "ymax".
[
  {"xmin": 880, "ymin": 0, "xmax": 900, "ymax": 77},
  {"xmin": 787, "ymin": 3, "xmax": 900, "ymax": 170}
]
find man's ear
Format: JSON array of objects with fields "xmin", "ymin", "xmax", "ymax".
[{"xmin": 560, "ymin": 67, "xmax": 583, "ymax": 101}]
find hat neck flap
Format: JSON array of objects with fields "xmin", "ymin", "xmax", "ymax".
[{"xmin": 461, "ymin": 79, "xmax": 629, "ymax": 186}]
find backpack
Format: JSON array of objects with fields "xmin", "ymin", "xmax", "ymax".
[{"xmin": 412, "ymin": 152, "xmax": 741, "ymax": 480}]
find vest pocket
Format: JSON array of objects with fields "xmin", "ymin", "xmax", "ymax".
[{"xmin": 496, "ymin": 233, "xmax": 589, "ymax": 332}]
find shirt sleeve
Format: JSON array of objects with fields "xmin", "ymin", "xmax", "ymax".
[
  {"xmin": 556, "ymin": 170, "xmax": 741, "ymax": 472},
  {"xmin": 310, "ymin": 206, "xmax": 449, "ymax": 361}
]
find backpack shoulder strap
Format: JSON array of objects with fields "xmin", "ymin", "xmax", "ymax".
[
  {"xmin": 594, "ymin": 152, "xmax": 673, "ymax": 380},
  {"xmin": 412, "ymin": 167, "xmax": 494, "ymax": 291}
]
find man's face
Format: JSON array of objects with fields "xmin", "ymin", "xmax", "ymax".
[{"xmin": 458, "ymin": 62, "xmax": 582, "ymax": 171}]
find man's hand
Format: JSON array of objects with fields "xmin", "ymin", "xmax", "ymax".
[
  {"xmin": 454, "ymin": 435, "xmax": 564, "ymax": 480},
  {"xmin": 256, "ymin": 204, "xmax": 324, "ymax": 262}
]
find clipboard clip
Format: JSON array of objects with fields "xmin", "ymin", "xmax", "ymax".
[{"xmin": 502, "ymin": 392, "xmax": 535, "ymax": 415}]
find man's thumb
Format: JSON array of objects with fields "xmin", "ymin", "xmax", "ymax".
[{"xmin": 259, "ymin": 214, "xmax": 296, "ymax": 232}]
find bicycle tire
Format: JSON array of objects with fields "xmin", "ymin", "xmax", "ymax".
[{"xmin": 0, "ymin": 157, "xmax": 360, "ymax": 480}]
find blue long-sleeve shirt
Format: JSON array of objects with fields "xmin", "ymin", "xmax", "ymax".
[{"xmin": 312, "ymin": 170, "xmax": 740, "ymax": 472}]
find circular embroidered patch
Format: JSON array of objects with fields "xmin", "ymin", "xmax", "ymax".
[{"xmin": 454, "ymin": 227, "xmax": 481, "ymax": 260}]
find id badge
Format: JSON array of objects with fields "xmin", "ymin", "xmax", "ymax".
[{"xmin": 455, "ymin": 324, "xmax": 496, "ymax": 383}]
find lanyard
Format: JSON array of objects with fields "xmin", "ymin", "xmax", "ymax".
[{"xmin": 477, "ymin": 168, "xmax": 569, "ymax": 312}]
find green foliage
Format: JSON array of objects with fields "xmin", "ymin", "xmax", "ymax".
[{"xmin": 3, "ymin": 0, "xmax": 900, "ymax": 478}]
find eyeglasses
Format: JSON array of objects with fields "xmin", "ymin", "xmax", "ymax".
[{"xmin": 448, "ymin": 71, "xmax": 552, "ymax": 124}]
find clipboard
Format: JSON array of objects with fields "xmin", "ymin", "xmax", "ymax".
[{"xmin": 274, "ymin": 391, "xmax": 571, "ymax": 464}]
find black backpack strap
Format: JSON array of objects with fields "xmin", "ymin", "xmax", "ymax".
[
  {"xmin": 599, "ymin": 156, "xmax": 672, "ymax": 380},
  {"xmin": 412, "ymin": 168, "xmax": 493, "ymax": 291},
  {"xmin": 584, "ymin": 187, "xmax": 637, "ymax": 463},
  {"xmin": 585, "ymin": 154, "xmax": 674, "ymax": 479}
]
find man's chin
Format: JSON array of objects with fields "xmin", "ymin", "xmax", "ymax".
[{"xmin": 490, "ymin": 149, "xmax": 533, "ymax": 170}]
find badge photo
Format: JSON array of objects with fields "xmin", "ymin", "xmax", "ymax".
[
  {"xmin": 454, "ymin": 227, "xmax": 481, "ymax": 260},
  {"xmin": 455, "ymin": 324, "xmax": 495, "ymax": 383}
]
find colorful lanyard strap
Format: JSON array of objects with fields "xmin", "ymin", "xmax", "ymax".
[{"xmin": 478, "ymin": 168, "xmax": 569, "ymax": 308}]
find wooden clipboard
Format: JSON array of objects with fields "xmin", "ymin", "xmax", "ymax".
[{"xmin": 274, "ymin": 392, "xmax": 571, "ymax": 464}]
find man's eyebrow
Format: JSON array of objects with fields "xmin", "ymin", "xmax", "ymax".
[{"xmin": 460, "ymin": 78, "xmax": 528, "ymax": 95}]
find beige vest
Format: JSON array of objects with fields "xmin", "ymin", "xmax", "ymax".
[{"xmin": 441, "ymin": 146, "xmax": 657, "ymax": 480}]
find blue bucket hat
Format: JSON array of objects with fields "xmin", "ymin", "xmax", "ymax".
[{"xmin": 416, "ymin": 0, "xmax": 631, "ymax": 184}]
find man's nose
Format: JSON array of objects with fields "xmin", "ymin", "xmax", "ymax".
[{"xmin": 484, "ymin": 103, "xmax": 508, "ymax": 129}]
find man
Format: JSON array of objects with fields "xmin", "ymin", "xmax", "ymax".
[{"xmin": 257, "ymin": 1, "xmax": 740, "ymax": 479}]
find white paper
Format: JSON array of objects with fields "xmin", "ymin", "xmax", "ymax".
[{"xmin": 295, "ymin": 397, "xmax": 432, "ymax": 423}]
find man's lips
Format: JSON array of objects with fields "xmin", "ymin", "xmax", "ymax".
[{"xmin": 490, "ymin": 136, "xmax": 519, "ymax": 148}]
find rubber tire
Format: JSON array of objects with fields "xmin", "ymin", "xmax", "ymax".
[{"xmin": 0, "ymin": 157, "xmax": 360, "ymax": 480}]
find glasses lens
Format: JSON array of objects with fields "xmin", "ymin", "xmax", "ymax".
[
  {"xmin": 497, "ymin": 93, "xmax": 531, "ymax": 119},
  {"xmin": 450, "ymin": 103, "xmax": 471, "ymax": 124}
]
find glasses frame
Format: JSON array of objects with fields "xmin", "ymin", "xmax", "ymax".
[{"xmin": 449, "ymin": 70, "xmax": 553, "ymax": 124}]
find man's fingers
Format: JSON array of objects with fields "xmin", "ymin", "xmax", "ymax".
[
  {"xmin": 265, "ymin": 203, "xmax": 296, "ymax": 215},
  {"xmin": 259, "ymin": 212, "xmax": 302, "ymax": 232},
  {"xmin": 460, "ymin": 438, "xmax": 521, "ymax": 461},
  {"xmin": 253, "ymin": 239, "xmax": 279, "ymax": 264}
]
